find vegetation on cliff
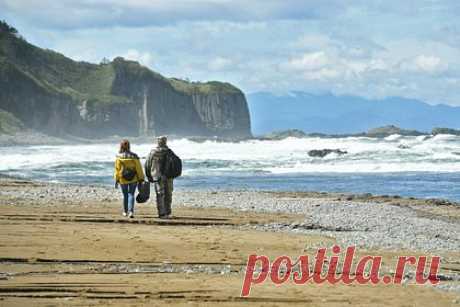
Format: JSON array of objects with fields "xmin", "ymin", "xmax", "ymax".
[
  {"xmin": 0, "ymin": 22, "xmax": 242, "ymax": 106},
  {"xmin": 170, "ymin": 78, "xmax": 242, "ymax": 95},
  {"xmin": 0, "ymin": 20, "xmax": 18, "ymax": 35},
  {"xmin": 0, "ymin": 21, "xmax": 251, "ymax": 138},
  {"xmin": 0, "ymin": 110, "xmax": 24, "ymax": 134}
]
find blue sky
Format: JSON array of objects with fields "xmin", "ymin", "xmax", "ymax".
[{"xmin": 2, "ymin": 0, "xmax": 460, "ymax": 106}]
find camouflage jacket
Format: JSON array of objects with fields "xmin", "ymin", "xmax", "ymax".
[{"xmin": 144, "ymin": 145, "xmax": 169, "ymax": 182}]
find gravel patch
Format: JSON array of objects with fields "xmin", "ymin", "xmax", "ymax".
[{"xmin": 175, "ymin": 191, "xmax": 460, "ymax": 253}]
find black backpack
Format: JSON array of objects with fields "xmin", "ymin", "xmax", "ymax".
[
  {"xmin": 121, "ymin": 166, "xmax": 136, "ymax": 181},
  {"xmin": 163, "ymin": 149, "xmax": 182, "ymax": 179}
]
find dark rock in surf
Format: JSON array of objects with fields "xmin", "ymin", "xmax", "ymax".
[{"xmin": 308, "ymin": 149, "xmax": 348, "ymax": 158}]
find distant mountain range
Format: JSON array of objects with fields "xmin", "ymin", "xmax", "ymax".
[{"xmin": 247, "ymin": 91, "xmax": 460, "ymax": 135}]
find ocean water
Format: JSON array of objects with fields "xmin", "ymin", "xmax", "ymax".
[{"xmin": 1, "ymin": 134, "xmax": 460, "ymax": 201}]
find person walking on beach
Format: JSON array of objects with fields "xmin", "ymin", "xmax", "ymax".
[
  {"xmin": 114, "ymin": 139, "xmax": 145, "ymax": 218},
  {"xmin": 145, "ymin": 136, "xmax": 181, "ymax": 219}
]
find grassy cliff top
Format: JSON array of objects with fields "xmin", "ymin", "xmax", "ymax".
[{"xmin": 169, "ymin": 78, "xmax": 242, "ymax": 95}]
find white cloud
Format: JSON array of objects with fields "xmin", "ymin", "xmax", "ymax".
[
  {"xmin": 397, "ymin": 54, "xmax": 448, "ymax": 74},
  {"xmin": 208, "ymin": 57, "xmax": 233, "ymax": 71},
  {"xmin": 367, "ymin": 58, "xmax": 388, "ymax": 71},
  {"xmin": 291, "ymin": 34, "xmax": 335, "ymax": 49},
  {"xmin": 303, "ymin": 68, "xmax": 340, "ymax": 80},
  {"xmin": 285, "ymin": 51, "xmax": 329, "ymax": 71},
  {"xmin": 414, "ymin": 55, "xmax": 445, "ymax": 72},
  {"xmin": 119, "ymin": 49, "xmax": 154, "ymax": 67}
]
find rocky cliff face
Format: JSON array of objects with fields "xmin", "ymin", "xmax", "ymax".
[
  {"xmin": 0, "ymin": 24, "xmax": 251, "ymax": 139},
  {"xmin": 191, "ymin": 92, "xmax": 251, "ymax": 137}
]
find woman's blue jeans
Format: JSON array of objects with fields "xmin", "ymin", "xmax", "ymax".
[{"xmin": 120, "ymin": 183, "xmax": 137, "ymax": 213}]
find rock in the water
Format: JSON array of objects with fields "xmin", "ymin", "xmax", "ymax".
[
  {"xmin": 398, "ymin": 144, "xmax": 410, "ymax": 149},
  {"xmin": 366, "ymin": 125, "xmax": 425, "ymax": 137},
  {"xmin": 308, "ymin": 149, "xmax": 348, "ymax": 158},
  {"xmin": 262, "ymin": 129, "xmax": 307, "ymax": 140},
  {"xmin": 432, "ymin": 127, "xmax": 460, "ymax": 136}
]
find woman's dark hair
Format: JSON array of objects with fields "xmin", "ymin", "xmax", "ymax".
[{"xmin": 119, "ymin": 139, "xmax": 130, "ymax": 153}]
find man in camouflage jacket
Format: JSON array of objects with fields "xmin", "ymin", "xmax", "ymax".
[{"xmin": 144, "ymin": 136, "xmax": 174, "ymax": 219}]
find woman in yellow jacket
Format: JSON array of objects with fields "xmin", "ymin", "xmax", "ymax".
[{"xmin": 114, "ymin": 139, "xmax": 145, "ymax": 218}]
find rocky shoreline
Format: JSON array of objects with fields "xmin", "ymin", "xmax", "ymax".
[{"xmin": 2, "ymin": 177, "xmax": 459, "ymax": 253}]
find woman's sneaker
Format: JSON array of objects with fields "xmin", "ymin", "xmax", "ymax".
[
  {"xmin": 128, "ymin": 212, "xmax": 134, "ymax": 218},
  {"xmin": 122, "ymin": 212, "xmax": 127, "ymax": 217}
]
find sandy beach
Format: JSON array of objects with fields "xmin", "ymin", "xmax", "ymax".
[{"xmin": 1, "ymin": 177, "xmax": 459, "ymax": 306}]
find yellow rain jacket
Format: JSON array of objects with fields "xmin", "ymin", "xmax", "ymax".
[{"xmin": 114, "ymin": 151, "xmax": 145, "ymax": 184}]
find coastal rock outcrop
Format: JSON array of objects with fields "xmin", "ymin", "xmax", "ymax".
[
  {"xmin": 0, "ymin": 22, "xmax": 251, "ymax": 139},
  {"xmin": 258, "ymin": 125, "xmax": 431, "ymax": 140},
  {"xmin": 261, "ymin": 129, "xmax": 308, "ymax": 140},
  {"xmin": 432, "ymin": 127, "xmax": 460, "ymax": 136},
  {"xmin": 366, "ymin": 125, "xmax": 425, "ymax": 138}
]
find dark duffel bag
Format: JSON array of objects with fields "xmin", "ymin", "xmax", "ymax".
[{"xmin": 136, "ymin": 181, "xmax": 150, "ymax": 203}]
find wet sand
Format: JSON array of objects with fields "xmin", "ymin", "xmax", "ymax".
[{"xmin": 1, "ymin": 179, "xmax": 459, "ymax": 306}]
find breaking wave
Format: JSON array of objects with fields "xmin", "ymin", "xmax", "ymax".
[{"xmin": 1, "ymin": 134, "xmax": 459, "ymax": 201}]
